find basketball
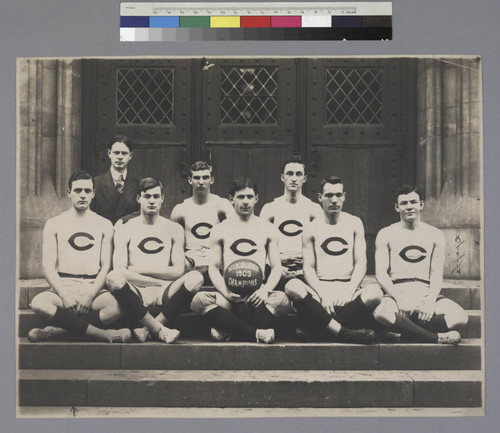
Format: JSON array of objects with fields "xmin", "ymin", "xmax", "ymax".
[{"xmin": 224, "ymin": 259, "xmax": 264, "ymax": 296}]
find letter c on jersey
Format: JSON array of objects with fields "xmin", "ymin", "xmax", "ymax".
[
  {"xmin": 230, "ymin": 239, "xmax": 257, "ymax": 257},
  {"xmin": 191, "ymin": 222, "xmax": 213, "ymax": 240},
  {"xmin": 278, "ymin": 220, "xmax": 303, "ymax": 237},
  {"xmin": 399, "ymin": 245, "xmax": 427, "ymax": 263},
  {"xmin": 138, "ymin": 237, "xmax": 165, "ymax": 254},
  {"xmin": 320, "ymin": 237, "xmax": 348, "ymax": 256},
  {"xmin": 68, "ymin": 232, "xmax": 95, "ymax": 251}
]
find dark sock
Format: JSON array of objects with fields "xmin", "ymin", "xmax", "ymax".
[
  {"xmin": 106, "ymin": 316, "xmax": 135, "ymax": 330},
  {"xmin": 162, "ymin": 285, "xmax": 193, "ymax": 325},
  {"xmin": 51, "ymin": 307, "xmax": 89, "ymax": 336},
  {"xmin": 204, "ymin": 306, "xmax": 256, "ymax": 342},
  {"xmin": 247, "ymin": 304, "xmax": 277, "ymax": 329},
  {"xmin": 112, "ymin": 283, "xmax": 147, "ymax": 321},
  {"xmin": 423, "ymin": 314, "xmax": 449, "ymax": 333},
  {"xmin": 391, "ymin": 313, "xmax": 438, "ymax": 343},
  {"xmin": 335, "ymin": 296, "xmax": 368, "ymax": 323},
  {"xmin": 293, "ymin": 293, "xmax": 331, "ymax": 331}
]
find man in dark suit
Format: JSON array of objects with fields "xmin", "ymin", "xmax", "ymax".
[{"xmin": 91, "ymin": 135, "xmax": 141, "ymax": 225}]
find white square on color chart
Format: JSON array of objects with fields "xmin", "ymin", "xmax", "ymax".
[
  {"xmin": 135, "ymin": 28, "xmax": 149, "ymax": 41},
  {"xmin": 302, "ymin": 16, "xmax": 332, "ymax": 28},
  {"xmin": 120, "ymin": 28, "xmax": 135, "ymax": 41}
]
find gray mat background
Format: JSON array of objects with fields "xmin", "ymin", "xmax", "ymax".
[{"xmin": 2, "ymin": 0, "xmax": 499, "ymax": 431}]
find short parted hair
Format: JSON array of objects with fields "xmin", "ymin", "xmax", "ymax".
[
  {"xmin": 319, "ymin": 176, "xmax": 343, "ymax": 193},
  {"xmin": 137, "ymin": 177, "xmax": 163, "ymax": 195},
  {"xmin": 228, "ymin": 177, "xmax": 258, "ymax": 197},
  {"xmin": 107, "ymin": 135, "xmax": 133, "ymax": 152},
  {"xmin": 281, "ymin": 154, "xmax": 306, "ymax": 175},
  {"xmin": 395, "ymin": 184, "xmax": 424, "ymax": 203},
  {"xmin": 190, "ymin": 161, "xmax": 212, "ymax": 174},
  {"xmin": 67, "ymin": 170, "xmax": 94, "ymax": 191}
]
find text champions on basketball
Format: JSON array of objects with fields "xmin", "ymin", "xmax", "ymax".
[{"xmin": 225, "ymin": 260, "xmax": 261, "ymax": 289}]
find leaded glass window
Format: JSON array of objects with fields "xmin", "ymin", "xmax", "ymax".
[
  {"xmin": 116, "ymin": 68, "xmax": 174, "ymax": 125},
  {"xmin": 220, "ymin": 67, "xmax": 278, "ymax": 124},
  {"xmin": 325, "ymin": 68, "xmax": 383, "ymax": 125}
]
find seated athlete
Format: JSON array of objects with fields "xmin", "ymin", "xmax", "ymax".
[
  {"xmin": 260, "ymin": 155, "xmax": 322, "ymax": 289},
  {"xmin": 371, "ymin": 185, "xmax": 468, "ymax": 344},
  {"xmin": 170, "ymin": 161, "xmax": 234, "ymax": 281},
  {"xmin": 28, "ymin": 170, "xmax": 130, "ymax": 343},
  {"xmin": 191, "ymin": 177, "xmax": 292, "ymax": 343},
  {"xmin": 285, "ymin": 176, "xmax": 382, "ymax": 344},
  {"xmin": 105, "ymin": 177, "xmax": 204, "ymax": 343}
]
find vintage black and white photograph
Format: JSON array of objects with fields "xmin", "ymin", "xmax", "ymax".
[{"xmin": 16, "ymin": 55, "xmax": 483, "ymax": 417}]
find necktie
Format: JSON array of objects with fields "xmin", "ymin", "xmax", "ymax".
[{"xmin": 116, "ymin": 175, "xmax": 124, "ymax": 195}]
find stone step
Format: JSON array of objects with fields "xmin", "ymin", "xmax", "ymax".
[
  {"xmin": 18, "ymin": 338, "xmax": 482, "ymax": 371},
  {"xmin": 17, "ymin": 309, "xmax": 483, "ymax": 339},
  {"xmin": 16, "ymin": 406, "xmax": 486, "ymax": 418},
  {"xmin": 17, "ymin": 278, "xmax": 482, "ymax": 309},
  {"xmin": 18, "ymin": 369, "xmax": 483, "ymax": 407}
]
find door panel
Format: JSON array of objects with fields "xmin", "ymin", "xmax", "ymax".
[
  {"xmin": 200, "ymin": 59, "xmax": 299, "ymax": 211},
  {"xmin": 82, "ymin": 57, "xmax": 416, "ymax": 272},
  {"xmin": 82, "ymin": 59, "xmax": 193, "ymax": 216},
  {"xmin": 306, "ymin": 58, "xmax": 414, "ymax": 272}
]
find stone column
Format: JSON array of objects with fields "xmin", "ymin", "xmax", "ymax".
[
  {"xmin": 416, "ymin": 57, "xmax": 481, "ymax": 278},
  {"xmin": 18, "ymin": 59, "xmax": 82, "ymax": 278}
]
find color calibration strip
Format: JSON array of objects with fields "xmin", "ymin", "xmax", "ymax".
[{"xmin": 120, "ymin": 2, "xmax": 392, "ymax": 41}]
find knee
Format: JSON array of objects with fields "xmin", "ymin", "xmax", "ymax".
[
  {"xmin": 372, "ymin": 301, "xmax": 395, "ymax": 326},
  {"xmin": 284, "ymin": 279, "xmax": 307, "ymax": 300},
  {"xmin": 105, "ymin": 270, "xmax": 127, "ymax": 292},
  {"xmin": 30, "ymin": 294, "xmax": 45, "ymax": 315},
  {"xmin": 361, "ymin": 284, "xmax": 383, "ymax": 307},
  {"xmin": 447, "ymin": 308, "xmax": 469, "ymax": 329},
  {"xmin": 190, "ymin": 292, "xmax": 217, "ymax": 315},
  {"xmin": 184, "ymin": 271, "xmax": 204, "ymax": 294},
  {"xmin": 267, "ymin": 291, "xmax": 293, "ymax": 317}
]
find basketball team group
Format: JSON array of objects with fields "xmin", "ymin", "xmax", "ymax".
[{"xmin": 27, "ymin": 135, "xmax": 469, "ymax": 346}]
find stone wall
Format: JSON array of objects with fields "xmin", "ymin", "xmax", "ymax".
[
  {"xmin": 416, "ymin": 57, "xmax": 482, "ymax": 278},
  {"xmin": 18, "ymin": 59, "xmax": 82, "ymax": 278}
]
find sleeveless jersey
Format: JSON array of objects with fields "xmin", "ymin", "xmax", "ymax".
[
  {"xmin": 387, "ymin": 222, "xmax": 437, "ymax": 282},
  {"xmin": 313, "ymin": 213, "xmax": 357, "ymax": 281},
  {"xmin": 181, "ymin": 197, "xmax": 224, "ymax": 252},
  {"xmin": 56, "ymin": 213, "xmax": 108, "ymax": 276},
  {"xmin": 221, "ymin": 220, "xmax": 270, "ymax": 275},
  {"xmin": 124, "ymin": 217, "xmax": 174, "ymax": 271},
  {"xmin": 265, "ymin": 195, "xmax": 322, "ymax": 255}
]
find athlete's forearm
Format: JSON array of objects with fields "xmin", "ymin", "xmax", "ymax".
[
  {"xmin": 209, "ymin": 265, "xmax": 231, "ymax": 297},
  {"xmin": 121, "ymin": 268, "xmax": 165, "ymax": 287},
  {"xmin": 128, "ymin": 266, "xmax": 184, "ymax": 280},
  {"xmin": 262, "ymin": 266, "xmax": 281, "ymax": 292},
  {"xmin": 43, "ymin": 268, "xmax": 68, "ymax": 297},
  {"xmin": 428, "ymin": 275, "xmax": 443, "ymax": 300},
  {"xmin": 376, "ymin": 272, "xmax": 398, "ymax": 298},
  {"xmin": 89, "ymin": 271, "xmax": 108, "ymax": 297},
  {"xmin": 303, "ymin": 266, "xmax": 328, "ymax": 299},
  {"xmin": 349, "ymin": 261, "xmax": 367, "ymax": 293}
]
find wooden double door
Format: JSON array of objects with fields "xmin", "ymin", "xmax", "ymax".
[{"xmin": 82, "ymin": 57, "xmax": 417, "ymax": 272}]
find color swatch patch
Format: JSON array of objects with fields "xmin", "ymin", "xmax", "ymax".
[{"xmin": 120, "ymin": 2, "xmax": 392, "ymax": 41}]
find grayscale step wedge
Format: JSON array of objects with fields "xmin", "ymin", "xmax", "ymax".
[{"xmin": 18, "ymin": 369, "xmax": 483, "ymax": 408}]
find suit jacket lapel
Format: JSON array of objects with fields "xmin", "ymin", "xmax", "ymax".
[
  {"xmin": 102, "ymin": 170, "xmax": 120, "ymax": 211},
  {"xmin": 115, "ymin": 175, "xmax": 137, "ymax": 219}
]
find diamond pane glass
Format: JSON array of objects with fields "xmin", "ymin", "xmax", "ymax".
[
  {"xmin": 116, "ymin": 68, "xmax": 174, "ymax": 125},
  {"xmin": 221, "ymin": 67, "xmax": 278, "ymax": 124},
  {"xmin": 325, "ymin": 68, "xmax": 383, "ymax": 125}
]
